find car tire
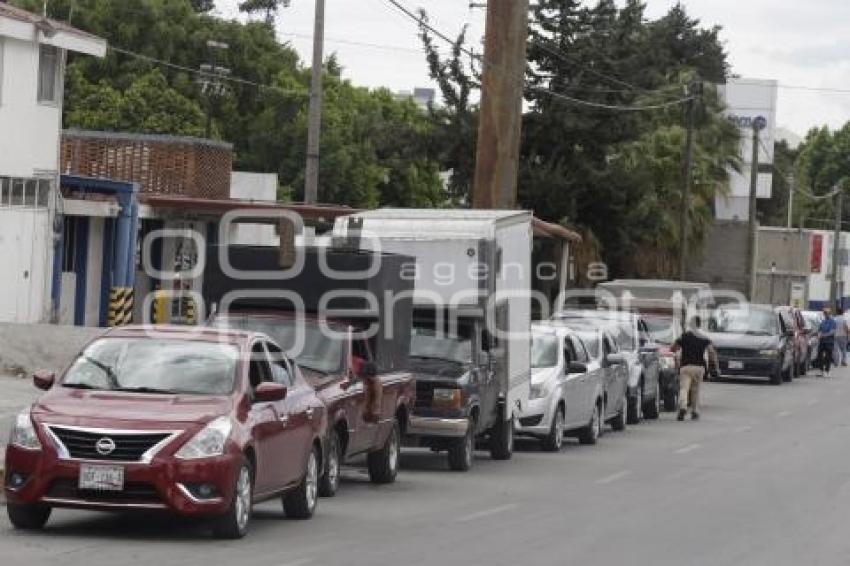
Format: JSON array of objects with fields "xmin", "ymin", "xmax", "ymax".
[
  {"xmin": 643, "ymin": 386, "xmax": 660, "ymax": 420},
  {"xmin": 6, "ymin": 503, "xmax": 51, "ymax": 531},
  {"xmin": 662, "ymin": 389, "xmax": 678, "ymax": 412},
  {"xmin": 367, "ymin": 419, "xmax": 401, "ymax": 484},
  {"xmin": 448, "ymin": 416, "xmax": 475, "ymax": 471},
  {"xmin": 283, "ymin": 445, "xmax": 320, "ymax": 519},
  {"xmin": 318, "ymin": 429, "xmax": 342, "ymax": 497},
  {"xmin": 771, "ymin": 366, "xmax": 784, "ymax": 385},
  {"xmin": 783, "ymin": 364, "xmax": 793, "ymax": 383},
  {"xmin": 578, "ymin": 401, "xmax": 602, "ymax": 445},
  {"xmin": 627, "ymin": 384, "xmax": 643, "ymax": 425},
  {"xmin": 489, "ymin": 407, "xmax": 514, "ymax": 461},
  {"xmin": 541, "ymin": 405, "xmax": 566, "ymax": 451},
  {"xmin": 213, "ymin": 460, "xmax": 253, "ymax": 539},
  {"xmin": 611, "ymin": 394, "xmax": 628, "ymax": 432}
]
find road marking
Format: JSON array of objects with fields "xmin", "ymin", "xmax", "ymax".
[
  {"xmin": 675, "ymin": 443, "xmax": 701, "ymax": 455},
  {"xmin": 776, "ymin": 411, "xmax": 793, "ymax": 418},
  {"xmin": 596, "ymin": 470, "xmax": 632, "ymax": 485},
  {"xmin": 456, "ymin": 504, "xmax": 518, "ymax": 523}
]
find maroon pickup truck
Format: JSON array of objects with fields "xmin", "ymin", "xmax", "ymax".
[{"xmin": 210, "ymin": 311, "xmax": 415, "ymax": 497}]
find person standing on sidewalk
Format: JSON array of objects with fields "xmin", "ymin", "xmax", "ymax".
[
  {"xmin": 671, "ymin": 316, "xmax": 719, "ymax": 421},
  {"xmin": 818, "ymin": 307, "xmax": 837, "ymax": 376},
  {"xmin": 833, "ymin": 308, "xmax": 849, "ymax": 367}
]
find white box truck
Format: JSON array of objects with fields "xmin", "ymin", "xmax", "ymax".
[{"xmin": 333, "ymin": 209, "xmax": 532, "ymax": 470}]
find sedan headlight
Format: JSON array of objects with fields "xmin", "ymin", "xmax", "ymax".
[
  {"xmin": 758, "ymin": 349, "xmax": 779, "ymax": 357},
  {"xmin": 432, "ymin": 388, "xmax": 463, "ymax": 409},
  {"xmin": 175, "ymin": 416, "xmax": 232, "ymax": 460},
  {"xmin": 10, "ymin": 410, "xmax": 41, "ymax": 450},
  {"xmin": 529, "ymin": 381, "xmax": 552, "ymax": 400}
]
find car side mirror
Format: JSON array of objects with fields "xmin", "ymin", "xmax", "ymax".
[
  {"xmin": 360, "ymin": 361, "xmax": 378, "ymax": 379},
  {"xmin": 33, "ymin": 370, "xmax": 55, "ymax": 391},
  {"xmin": 254, "ymin": 382, "xmax": 287, "ymax": 403},
  {"xmin": 568, "ymin": 361, "xmax": 588, "ymax": 374}
]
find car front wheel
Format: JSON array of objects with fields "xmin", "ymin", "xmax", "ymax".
[
  {"xmin": 213, "ymin": 461, "xmax": 252, "ymax": 539},
  {"xmin": 318, "ymin": 429, "xmax": 342, "ymax": 497},
  {"xmin": 611, "ymin": 393, "xmax": 627, "ymax": 432},
  {"xmin": 627, "ymin": 385, "xmax": 643, "ymax": 424},
  {"xmin": 448, "ymin": 416, "xmax": 475, "ymax": 471},
  {"xmin": 489, "ymin": 409, "xmax": 514, "ymax": 460},
  {"xmin": 7, "ymin": 503, "xmax": 51, "ymax": 531},
  {"xmin": 541, "ymin": 405, "xmax": 566, "ymax": 451},
  {"xmin": 578, "ymin": 402, "xmax": 602, "ymax": 445},
  {"xmin": 284, "ymin": 445, "xmax": 320, "ymax": 519}
]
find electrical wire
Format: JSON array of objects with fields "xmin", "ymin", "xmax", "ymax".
[
  {"xmin": 382, "ymin": 0, "xmax": 694, "ymax": 112},
  {"xmin": 530, "ymin": 38, "xmax": 646, "ymax": 93},
  {"xmin": 108, "ymin": 46, "xmax": 309, "ymax": 98}
]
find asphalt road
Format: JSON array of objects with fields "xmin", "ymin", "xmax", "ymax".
[{"xmin": 4, "ymin": 369, "xmax": 850, "ymax": 566}]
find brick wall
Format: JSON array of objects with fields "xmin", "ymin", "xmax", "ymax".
[{"xmin": 61, "ymin": 130, "xmax": 233, "ymax": 199}]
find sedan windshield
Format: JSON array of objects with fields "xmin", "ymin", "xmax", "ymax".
[
  {"xmin": 532, "ymin": 334, "xmax": 559, "ymax": 368},
  {"xmin": 63, "ymin": 338, "xmax": 240, "ymax": 395},
  {"xmin": 212, "ymin": 316, "xmax": 343, "ymax": 374},
  {"xmin": 710, "ymin": 309, "xmax": 778, "ymax": 336},
  {"xmin": 411, "ymin": 327, "xmax": 472, "ymax": 364}
]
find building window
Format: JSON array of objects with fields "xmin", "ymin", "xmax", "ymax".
[
  {"xmin": 37, "ymin": 45, "xmax": 60, "ymax": 104},
  {"xmin": 0, "ymin": 176, "xmax": 51, "ymax": 209}
]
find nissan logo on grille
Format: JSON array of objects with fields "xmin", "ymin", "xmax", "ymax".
[{"xmin": 95, "ymin": 437, "xmax": 117, "ymax": 456}]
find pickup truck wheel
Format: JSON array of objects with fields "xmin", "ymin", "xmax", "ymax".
[
  {"xmin": 448, "ymin": 417, "xmax": 475, "ymax": 471},
  {"xmin": 7, "ymin": 503, "xmax": 51, "ymax": 531},
  {"xmin": 644, "ymin": 387, "xmax": 660, "ymax": 420},
  {"xmin": 367, "ymin": 419, "xmax": 401, "ymax": 484},
  {"xmin": 627, "ymin": 385, "xmax": 643, "ymax": 425},
  {"xmin": 213, "ymin": 461, "xmax": 253, "ymax": 539},
  {"xmin": 283, "ymin": 445, "xmax": 319, "ymax": 519},
  {"xmin": 611, "ymin": 394, "xmax": 628, "ymax": 432},
  {"xmin": 318, "ymin": 430, "xmax": 342, "ymax": 497},
  {"xmin": 578, "ymin": 402, "xmax": 602, "ymax": 445},
  {"xmin": 489, "ymin": 410, "xmax": 514, "ymax": 460},
  {"xmin": 541, "ymin": 406, "xmax": 565, "ymax": 452}
]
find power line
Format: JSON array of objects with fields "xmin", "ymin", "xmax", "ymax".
[
  {"xmin": 108, "ymin": 46, "xmax": 309, "ymax": 98},
  {"xmin": 382, "ymin": 0, "xmax": 694, "ymax": 112},
  {"xmin": 530, "ymin": 38, "xmax": 646, "ymax": 93},
  {"xmin": 732, "ymin": 80, "xmax": 850, "ymax": 95},
  {"xmin": 280, "ymin": 32, "xmax": 425, "ymax": 54}
]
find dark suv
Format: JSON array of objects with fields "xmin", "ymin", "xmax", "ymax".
[{"xmin": 707, "ymin": 304, "xmax": 794, "ymax": 385}]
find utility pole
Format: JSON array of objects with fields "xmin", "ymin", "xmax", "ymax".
[
  {"xmin": 678, "ymin": 81, "xmax": 702, "ymax": 280},
  {"xmin": 787, "ymin": 174, "xmax": 795, "ymax": 229},
  {"xmin": 831, "ymin": 188, "xmax": 845, "ymax": 309},
  {"xmin": 472, "ymin": 0, "xmax": 529, "ymax": 209},
  {"xmin": 304, "ymin": 0, "xmax": 326, "ymax": 205},
  {"xmin": 746, "ymin": 116, "xmax": 767, "ymax": 301}
]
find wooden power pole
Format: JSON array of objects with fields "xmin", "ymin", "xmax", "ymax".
[
  {"xmin": 304, "ymin": 0, "xmax": 326, "ymax": 205},
  {"xmin": 472, "ymin": 0, "xmax": 529, "ymax": 210},
  {"xmin": 746, "ymin": 116, "xmax": 767, "ymax": 301}
]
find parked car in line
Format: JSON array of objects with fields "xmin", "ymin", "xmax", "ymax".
[
  {"xmin": 567, "ymin": 326, "xmax": 631, "ymax": 431},
  {"xmin": 775, "ymin": 306, "xmax": 809, "ymax": 377},
  {"xmin": 552, "ymin": 310, "xmax": 662, "ymax": 424},
  {"xmin": 210, "ymin": 312, "xmax": 414, "ymax": 496},
  {"xmin": 801, "ymin": 310, "xmax": 824, "ymax": 369},
  {"xmin": 4, "ymin": 326, "xmax": 327, "ymax": 539},
  {"xmin": 643, "ymin": 314, "xmax": 683, "ymax": 410},
  {"xmin": 517, "ymin": 325, "xmax": 625, "ymax": 450},
  {"xmin": 707, "ymin": 304, "xmax": 794, "ymax": 385}
]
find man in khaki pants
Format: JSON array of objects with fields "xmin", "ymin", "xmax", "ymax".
[{"xmin": 672, "ymin": 316, "xmax": 719, "ymax": 421}]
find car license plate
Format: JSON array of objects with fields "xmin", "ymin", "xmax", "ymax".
[
  {"xmin": 728, "ymin": 361, "xmax": 744, "ymax": 370},
  {"xmin": 79, "ymin": 464, "xmax": 124, "ymax": 491}
]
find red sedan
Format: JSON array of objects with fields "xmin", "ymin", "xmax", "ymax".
[{"xmin": 4, "ymin": 325, "xmax": 326, "ymax": 539}]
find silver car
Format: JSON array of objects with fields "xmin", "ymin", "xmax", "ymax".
[
  {"xmin": 572, "ymin": 327, "xmax": 630, "ymax": 431},
  {"xmin": 517, "ymin": 324, "xmax": 618, "ymax": 450}
]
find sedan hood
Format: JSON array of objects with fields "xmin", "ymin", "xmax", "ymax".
[
  {"xmin": 32, "ymin": 388, "xmax": 233, "ymax": 426},
  {"xmin": 708, "ymin": 333, "xmax": 779, "ymax": 351},
  {"xmin": 531, "ymin": 367, "xmax": 560, "ymax": 386}
]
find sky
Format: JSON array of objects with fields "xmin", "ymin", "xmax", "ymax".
[{"xmin": 216, "ymin": 0, "xmax": 850, "ymax": 137}]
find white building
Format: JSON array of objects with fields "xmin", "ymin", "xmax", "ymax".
[
  {"xmin": 716, "ymin": 77, "xmax": 779, "ymax": 221},
  {"xmin": 0, "ymin": 4, "xmax": 105, "ymax": 323}
]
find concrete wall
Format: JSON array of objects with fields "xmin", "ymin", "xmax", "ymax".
[
  {"xmin": 0, "ymin": 322, "xmax": 103, "ymax": 375},
  {"xmin": 0, "ymin": 207, "xmax": 51, "ymax": 323},
  {"xmin": 754, "ymin": 228, "xmax": 811, "ymax": 306},
  {"xmin": 686, "ymin": 220, "xmax": 750, "ymax": 296},
  {"xmin": 0, "ymin": 37, "xmax": 62, "ymax": 178}
]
